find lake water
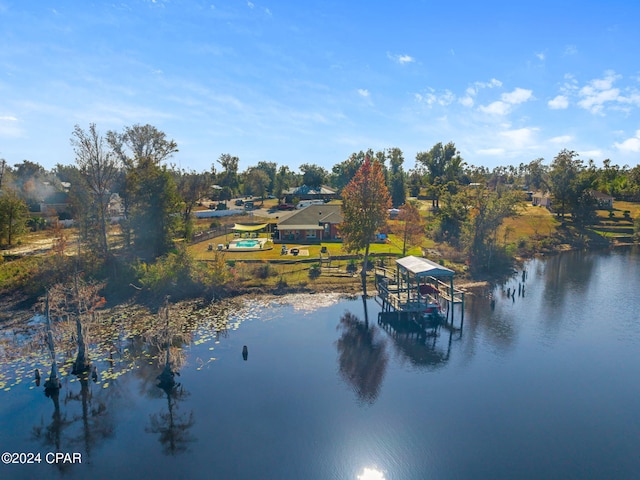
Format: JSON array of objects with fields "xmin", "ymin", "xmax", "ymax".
[{"xmin": 1, "ymin": 247, "xmax": 639, "ymax": 479}]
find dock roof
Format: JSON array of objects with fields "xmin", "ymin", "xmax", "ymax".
[{"xmin": 396, "ymin": 255, "xmax": 455, "ymax": 278}]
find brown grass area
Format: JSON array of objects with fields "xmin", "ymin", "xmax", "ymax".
[{"xmin": 499, "ymin": 204, "xmax": 559, "ymax": 241}]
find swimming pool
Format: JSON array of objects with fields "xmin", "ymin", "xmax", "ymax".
[{"xmin": 236, "ymin": 239, "xmax": 260, "ymax": 248}]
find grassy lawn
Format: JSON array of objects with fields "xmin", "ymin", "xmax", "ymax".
[
  {"xmin": 188, "ymin": 233, "xmax": 424, "ymax": 262},
  {"xmin": 499, "ymin": 203, "xmax": 559, "ymax": 241}
]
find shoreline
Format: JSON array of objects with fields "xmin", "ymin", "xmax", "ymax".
[{"xmin": 1, "ymin": 241, "xmax": 637, "ymax": 325}]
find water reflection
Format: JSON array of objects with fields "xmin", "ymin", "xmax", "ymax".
[
  {"xmin": 146, "ymin": 383, "xmax": 194, "ymax": 456},
  {"xmin": 336, "ymin": 309, "xmax": 389, "ymax": 405},
  {"xmin": 145, "ymin": 300, "xmax": 196, "ymax": 455},
  {"xmin": 376, "ymin": 310, "xmax": 455, "ymax": 370}
]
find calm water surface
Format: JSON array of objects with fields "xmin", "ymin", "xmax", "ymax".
[{"xmin": 1, "ymin": 247, "xmax": 639, "ymax": 479}]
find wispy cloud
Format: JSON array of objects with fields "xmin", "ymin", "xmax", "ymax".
[
  {"xmin": 459, "ymin": 78, "xmax": 502, "ymax": 107},
  {"xmin": 387, "ymin": 53, "xmax": 415, "ymax": 65},
  {"xmin": 0, "ymin": 115, "xmax": 23, "ymax": 138},
  {"xmin": 414, "ymin": 88, "xmax": 455, "ymax": 107},
  {"xmin": 357, "ymin": 89, "xmax": 370, "ymax": 98},
  {"xmin": 535, "ymin": 52, "xmax": 545, "ymax": 61}
]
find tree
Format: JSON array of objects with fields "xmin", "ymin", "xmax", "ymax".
[
  {"xmin": 330, "ymin": 153, "xmax": 365, "ymax": 192},
  {"xmin": 244, "ymin": 168, "xmax": 270, "ymax": 204},
  {"xmin": 299, "ymin": 163, "xmax": 327, "ymax": 189},
  {"xmin": 107, "ymin": 124, "xmax": 179, "ymax": 250},
  {"xmin": 0, "ymin": 189, "xmax": 29, "ymax": 246},
  {"xmin": 387, "ymin": 148, "xmax": 406, "ymax": 207},
  {"xmin": 340, "ymin": 156, "xmax": 391, "ymax": 295},
  {"xmin": 523, "ymin": 158, "xmax": 548, "ymax": 191},
  {"xmin": 127, "ymin": 158, "xmax": 181, "ymax": 258},
  {"xmin": 416, "ymin": 142, "xmax": 464, "ymax": 208},
  {"xmin": 107, "ymin": 124, "xmax": 178, "ymax": 169},
  {"xmin": 549, "ymin": 149, "xmax": 583, "ymax": 219},
  {"xmin": 433, "ymin": 191, "xmax": 469, "ymax": 246},
  {"xmin": 273, "ymin": 165, "xmax": 297, "ymax": 199},
  {"xmin": 463, "ymin": 188, "xmax": 520, "ymax": 271},
  {"xmin": 175, "ymin": 169, "xmax": 211, "ymax": 240},
  {"xmin": 254, "ymin": 161, "xmax": 277, "ymax": 194},
  {"xmin": 216, "ymin": 154, "xmax": 240, "ymax": 194},
  {"xmin": 71, "ymin": 124, "xmax": 120, "ymax": 261},
  {"xmin": 392, "ymin": 201, "xmax": 425, "ymax": 256}
]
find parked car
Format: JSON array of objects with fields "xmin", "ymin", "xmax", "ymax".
[
  {"xmin": 235, "ymin": 199, "xmax": 244, "ymax": 206},
  {"xmin": 277, "ymin": 203, "xmax": 296, "ymax": 211}
]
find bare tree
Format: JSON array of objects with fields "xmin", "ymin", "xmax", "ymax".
[{"xmin": 71, "ymin": 124, "xmax": 120, "ymax": 260}]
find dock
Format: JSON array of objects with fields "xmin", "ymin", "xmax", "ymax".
[{"xmin": 374, "ymin": 255, "xmax": 465, "ymax": 331}]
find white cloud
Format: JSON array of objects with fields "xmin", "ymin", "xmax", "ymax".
[
  {"xmin": 579, "ymin": 149, "xmax": 603, "ymax": 158},
  {"xmin": 459, "ymin": 96, "xmax": 474, "ymax": 107},
  {"xmin": 550, "ymin": 135, "xmax": 573, "ymax": 144},
  {"xmin": 548, "ymin": 95, "xmax": 569, "ymax": 109},
  {"xmin": 478, "ymin": 87, "xmax": 533, "ymax": 115},
  {"xmin": 577, "ymin": 72, "xmax": 622, "ymax": 114},
  {"xmin": 614, "ymin": 130, "xmax": 640, "ymax": 153},
  {"xmin": 500, "ymin": 127, "xmax": 539, "ymax": 149},
  {"xmin": 357, "ymin": 89, "xmax": 370, "ymax": 97},
  {"xmin": 479, "ymin": 101, "xmax": 510, "ymax": 115},
  {"xmin": 501, "ymin": 87, "xmax": 533, "ymax": 104},
  {"xmin": 535, "ymin": 52, "xmax": 545, "ymax": 61},
  {"xmin": 564, "ymin": 45, "xmax": 577, "ymax": 55},
  {"xmin": 247, "ymin": 1, "xmax": 254, "ymax": 8},
  {"xmin": 477, "ymin": 147, "xmax": 505, "ymax": 156},
  {"xmin": 388, "ymin": 53, "xmax": 415, "ymax": 65}
]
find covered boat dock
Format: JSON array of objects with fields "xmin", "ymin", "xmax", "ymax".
[{"xmin": 375, "ymin": 255, "xmax": 465, "ymax": 329}]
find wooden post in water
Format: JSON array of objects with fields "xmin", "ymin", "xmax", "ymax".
[{"xmin": 450, "ymin": 277, "xmax": 455, "ymax": 325}]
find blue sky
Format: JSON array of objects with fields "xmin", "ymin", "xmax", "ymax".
[{"xmin": 1, "ymin": 0, "xmax": 640, "ymax": 174}]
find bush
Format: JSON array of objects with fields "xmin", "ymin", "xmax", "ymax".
[
  {"xmin": 623, "ymin": 210, "xmax": 631, "ymax": 219},
  {"xmin": 252, "ymin": 263, "xmax": 273, "ymax": 279},
  {"xmin": 609, "ymin": 211, "xmax": 615, "ymax": 218},
  {"xmin": 309, "ymin": 263, "xmax": 321, "ymax": 279},
  {"xmin": 276, "ymin": 276, "xmax": 288, "ymax": 289},
  {"xmin": 346, "ymin": 260, "xmax": 357, "ymax": 274}
]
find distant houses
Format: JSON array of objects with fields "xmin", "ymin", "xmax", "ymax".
[
  {"xmin": 531, "ymin": 190, "xmax": 615, "ymax": 210},
  {"xmin": 531, "ymin": 191, "xmax": 552, "ymax": 208},
  {"xmin": 276, "ymin": 204, "xmax": 343, "ymax": 243},
  {"xmin": 282, "ymin": 185, "xmax": 337, "ymax": 202},
  {"xmin": 589, "ymin": 190, "xmax": 614, "ymax": 209}
]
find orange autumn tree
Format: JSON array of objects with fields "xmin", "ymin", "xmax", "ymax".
[{"xmin": 340, "ymin": 156, "xmax": 391, "ymax": 295}]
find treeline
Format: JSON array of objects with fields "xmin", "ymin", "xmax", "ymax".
[{"xmin": 1, "ymin": 124, "xmax": 640, "ymax": 279}]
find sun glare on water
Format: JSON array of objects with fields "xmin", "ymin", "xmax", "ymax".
[{"xmin": 357, "ymin": 467, "xmax": 386, "ymax": 480}]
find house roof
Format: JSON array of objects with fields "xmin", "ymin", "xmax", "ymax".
[
  {"xmin": 277, "ymin": 204, "xmax": 343, "ymax": 229},
  {"xmin": 396, "ymin": 255, "xmax": 455, "ymax": 278},
  {"xmin": 283, "ymin": 184, "xmax": 337, "ymax": 195},
  {"xmin": 532, "ymin": 191, "xmax": 550, "ymax": 198},
  {"xmin": 589, "ymin": 190, "xmax": 614, "ymax": 200}
]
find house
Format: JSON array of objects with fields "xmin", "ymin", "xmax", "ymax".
[
  {"xmin": 276, "ymin": 204, "xmax": 343, "ymax": 243},
  {"xmin": 532, "ymin": 191, "xmax": 551, "ymax": 208},
  {"xmin": 589, "ymin": 190, "xmax": 614, "ymax": 209},
  {"xmin": 282, "ymin": 184, "xmax": 337, "ymax": 202}
]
